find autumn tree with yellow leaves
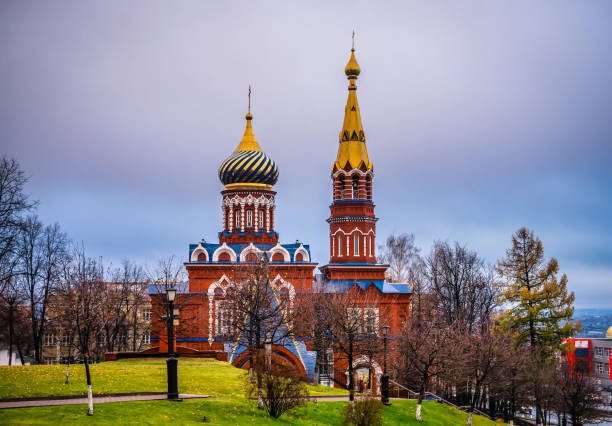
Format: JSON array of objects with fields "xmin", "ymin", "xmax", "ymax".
[{"xmin": 496, "ymin": 227, "xmax": 578, "ymax": 425}]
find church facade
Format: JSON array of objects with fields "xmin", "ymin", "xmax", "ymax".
[{"xmin": 149, "ymin": 46, "xmax": 411, "ymax": 392}]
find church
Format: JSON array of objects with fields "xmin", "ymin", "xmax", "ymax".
[{"xmin": 149, "ymin": 45, "xmax": 412, "ymax": 392}]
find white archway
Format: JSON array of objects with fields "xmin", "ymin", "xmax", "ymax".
[
  {"xmin": 269, "ymin": 243, "xmax": 290, "ymax": 262},
  {"xmin": 239, "ymin": 242, "xmax": 260, "ymax": 262},
  {"xmin": 190, "ymin": 244, "xmax": 209, "ymax": 262},
  {"xmin": 293, "ymin": 244, "xmax": 310, "ymax": 262},
  {"xmin": 212, "ymin": 242, "xmax": 237, "ymax": 262},
  {"xmin": 345, "ymin": 355, "xmax": 383, "ymax": 395}
]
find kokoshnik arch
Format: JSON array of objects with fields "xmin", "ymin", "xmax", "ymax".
[{"xmin": 147, "ymin": 45, "xmax": 412, "ymax": 391}]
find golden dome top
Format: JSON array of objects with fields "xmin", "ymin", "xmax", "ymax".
[
  {"xmin": 235, "ymin": 112, "xmax": 262, "ymax": 152},
  {"xmin": 606, "ymin": 326, "xmax": 612, "ymax": 338},
  {"xmin": 345, "ymin": 48, "xmax": 361, "ymax": 77}
]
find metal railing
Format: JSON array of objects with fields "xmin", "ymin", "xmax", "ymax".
[{"xmin": 388, "ymin": 379, "xmax": 494, "ymax": 421}]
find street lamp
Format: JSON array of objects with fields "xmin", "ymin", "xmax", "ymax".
[
  {"xmin": 165, "ymin": 286, "xmax": 181, "ymax": 401},
  {"xmin": 381, "ymin": 325, "xmax": 391, "ymax": 406}
]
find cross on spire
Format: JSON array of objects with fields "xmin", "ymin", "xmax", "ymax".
[
  {"xmin": 248, "ymin": 85, "xmax": 252, "ymax": 114},
  {"xmin": 352, "ymin": 30, "xmax": 355, "ymax": 50}
]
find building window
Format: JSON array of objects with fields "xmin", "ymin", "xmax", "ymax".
[
  {"xmin": 258, "ymin": 210, "xmax": 264, "ymax": 228},
  {"xmin": 236, "ymin": 211, "xmax": 240, "ymax": 228},
  {"xmin": 339, "ymin": 176, "xmax": 345, "ymax": 199},
  {"xmin": 143, "ymin": 308, "xmax": 152, "ymax": 321},
  {"xmin": 216, "ymin": 301, "xmax": 232, "ymax": 336},
  {"xmin": 369, "ymin": 235, "xmax": 373, "ymax": 256},
  {"xmin": 596, "ymin": 362, "xmax": 604, "ymax": 374},
  {"xmin": 595, "ymin": 347, "xmax": 605, "ymax": 358},
  {"xmin": 44, "ymin": 357, "xmax": 58, "ymax": 365},
  {"xmin": 142, "ymin": 332, "xmax": 151, "ymax": 345},
  {"xmin": 247, "ymin": 210, "xmax": 252, "ymax": 227},
  {"xmin": 347, "ymin": 308, "xmax": 361, "ymax": 331},
  {"xmin": 366, "ymin": 176, "xmax": 371, "ymax": 200},
  {"xmin": 354, "ymin": 234, "xmax": 359, "ymax": 256},
  {"xmin": 363, "ymin": 236, "xmax": 367, "ymax": 257},
  {"xmin": 44, "ymin": 333, "xmax": 56, "ymax": 346},
  {"xmin": 352, "ymin": 175, "xmax": 359, "ymax": 199},
  {"xmin": 338, "ymin": 235, "xmax": 342, "ymax": 256},
  {"xmin": 61, "ymin": 334, "xmax": 72, "ymax": 347},
  {"xmin": 364, "ymin": 308, "xmax": 379, "ymax": 335}
]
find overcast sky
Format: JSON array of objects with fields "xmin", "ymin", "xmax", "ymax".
[{"xmin": 2, "ymin": 1, "xmax": 611, "ymax": 308}]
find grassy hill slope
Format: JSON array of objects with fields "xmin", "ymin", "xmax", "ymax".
[{"xmin": 0, "ymin": 358, "xmax": 502, "ymax": 425}]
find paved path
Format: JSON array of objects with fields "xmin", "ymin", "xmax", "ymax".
[{"xmin": 0, "ymin": 394, "xmax": 208, "ymax": 409}]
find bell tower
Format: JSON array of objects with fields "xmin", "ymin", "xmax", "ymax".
[{"xmin": 320, "ymin": 44, "xmax": 387, "ymax": 281}]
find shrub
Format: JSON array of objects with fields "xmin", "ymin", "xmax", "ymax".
[
  {"xmin": 247, "ymin": 357, "xmax": 310, "ymax": 419},
  {"xmin": 343, "ymin": 395, "xmax": 384, "ymax": 426}
]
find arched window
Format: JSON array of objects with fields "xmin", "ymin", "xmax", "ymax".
[
  {"xmin": 338, "ymin": 235, "xmax": 343, "ymax": 256},
  {"xmin": 339, "ymin": 176, "xmax": 345, "ymax": 200},
  {"xmin": 366, "ymin": 176, "xmax": 371, "ymax": 200},
  {"xmin": 369, "ymin": 235, "xmax": 373, "ymax": 256},
  {"xmin": 352, "ymin": 175, "xmax": 359, "ymax": 199},
  {"xmin": 258, "ymin": 211, "xmax": 264, "ymax": 229},
  {"xmin": 235, "ymin": 211, "xmax": 240, "ymax": 228},
  {"xmin": 354, "ymin": 234, "xmax": 359, "ymax": 256},
  {"xmin": 247, "ymin": 210, "xmax": 252, "ymax": 227}
]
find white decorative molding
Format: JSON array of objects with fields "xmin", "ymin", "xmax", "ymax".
[
  {"xmin": 293, "ymin": 244, "xmax": 310, "ymax": 262},
  {"xmin": 330, "ymin": 227, "xmax": 376, "ymax": 237},
  {"xmin": 332, "ymin": 169, "xmax": 374, "ymax": 179},
  {"xmin": 207, "ymin": 275, "xmax": 233, "ymax": 343},
  {"xmin": 269, "ymin": 243, "xmax": 290, "ymax": 262},
  {"xmin": 190, "ymin": 244, "xmax": 209, "ymax": 262},
  {"xmin": 212, "ymin": 242, "xmax": 237, "ymax": 262}
]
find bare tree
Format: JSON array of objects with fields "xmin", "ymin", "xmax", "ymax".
[
  {"xmin": 557, "ymin": 359, "xmax": 609, "ymax": 426},
  {"xmin": 56, "ymin": 246, "xmax": 105, "ymax": 416},
  {"xmin": 427, "ymin": 241, "xmax": 496, "ymax": 335},
  {"xmin": 100, "ymin": 260, "xmax": 146, "ymax": 353},
  {"xmin": 305, "ymin": 279, "xmax": 390, "ymax": 408},
  {"xmin": 378, "ymin": 233, "xmax": 420, "ymax": 283},
  {"xmin": 225, "ymin": 254, "xmax": 297, "ymax": 409},
  {"xmin": 0, "ymin": 157, "xmax": 36, "ymax": 283},
  {"xmin": 398, "ymin": 266, "xmax": 453, "ymax": 422},
  {"xmin": 0, "ymin": 275, "xmax": 29, "ymax": 365},
  {"xmin": 18, "ymin": 217, "xmax": 69, "ymax": 363}
]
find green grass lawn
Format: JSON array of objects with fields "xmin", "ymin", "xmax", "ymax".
[
  {"xmin": 0, "ymin": 358, "xmax": 346, "ymax": 399},
  {"xmin": 0, "ymin": 359, "xmax": 502, "ymax": 425}
]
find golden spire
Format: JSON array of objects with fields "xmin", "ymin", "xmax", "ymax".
[
  {"xmin": 235, "ymin": 85, "xmax": 262, "ymax": 152},
  {"xmin": 334, "ymin": 38, "xmax": 372, "ymax": 172}
]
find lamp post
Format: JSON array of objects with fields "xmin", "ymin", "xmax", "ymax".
[
  {"xmin": 165, "ymin": 287, "xmax": 181, "ymax": 401},
  {"xmin": 381, "ymin": 325, "xmax": 391, "ymax": 406}
]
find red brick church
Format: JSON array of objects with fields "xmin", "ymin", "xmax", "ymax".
[{"xmin": 149, "ymin": 46, "xmax": 412, "ymax": 392}]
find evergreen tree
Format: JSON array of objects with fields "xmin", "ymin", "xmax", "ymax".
[{"xmin": 496, "ymin": 227, "xmax": 577, "ymax": 424}]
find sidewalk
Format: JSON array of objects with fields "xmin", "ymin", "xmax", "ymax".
[{"xmin": 0, "ymin": 393, "xmax": 209, "ymax": 409}]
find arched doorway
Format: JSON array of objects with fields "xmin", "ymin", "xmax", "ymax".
[{"xmin": 345, "ymin": 355, "xmax": 383, "ymax": 395}]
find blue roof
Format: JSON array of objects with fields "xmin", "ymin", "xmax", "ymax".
[
  {"xmin": 318, "ymin": 278, "xmax": 412, "ymax": 294},
  {"xmin": 148, "ymin": 282, "xmax": 189, "ymax": 295}
]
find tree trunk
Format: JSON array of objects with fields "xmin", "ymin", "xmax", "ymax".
[
  {"xmin": 416, "ymin": 392, "xmax": 424, "ymax": 422},
  {"xmin": 8, "ymin": 305, "xmax": 14, "ymax": 366},
  {"xmin": 348, "ymin": 338, "xmax": 355, "ymax": 403},
  {"xmin": 467, "ymin": 411, "xmax": 473, "ymax": 426},
  {"xmin": 84, "ymin": 358, "xmax": 93, "ymax": 416}
]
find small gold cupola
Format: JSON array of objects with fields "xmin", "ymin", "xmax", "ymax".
[{"xmin": 334, "ymin": 37, "xmax": 373, "ymax": 173}]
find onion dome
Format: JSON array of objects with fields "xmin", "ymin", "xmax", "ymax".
[
  {"xmin": 218, "ymin": 111, "xmax": 279, "ymax": 188},
  {"xmin": 607, "ymin": 326, "xmax": 612, "ymax": 338},
  {"xmin": 333, "ymin": 45, "xmax": 373, "ymax": 173}
]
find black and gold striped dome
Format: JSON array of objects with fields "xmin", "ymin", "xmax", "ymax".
[{"xmin": 218, "ymin": 113, "xmax": 279, "ymax": 188}]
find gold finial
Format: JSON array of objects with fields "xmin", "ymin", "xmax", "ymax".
[{"xmin": 345, "ymin": 34, "xmax": 360, "ymax": 78}]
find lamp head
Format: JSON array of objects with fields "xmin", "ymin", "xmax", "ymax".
[
  {"xmin": 166, "ymin": 287, "xmax": 177, "ymax": 302},
  {"xmin": 382, "ymin": 325, "xmax": 390, "ymax": 336}
]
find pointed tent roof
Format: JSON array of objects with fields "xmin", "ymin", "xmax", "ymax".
[{"xmin": 334, "ymin": 47, "xmax": 373, "ymax": 172}]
